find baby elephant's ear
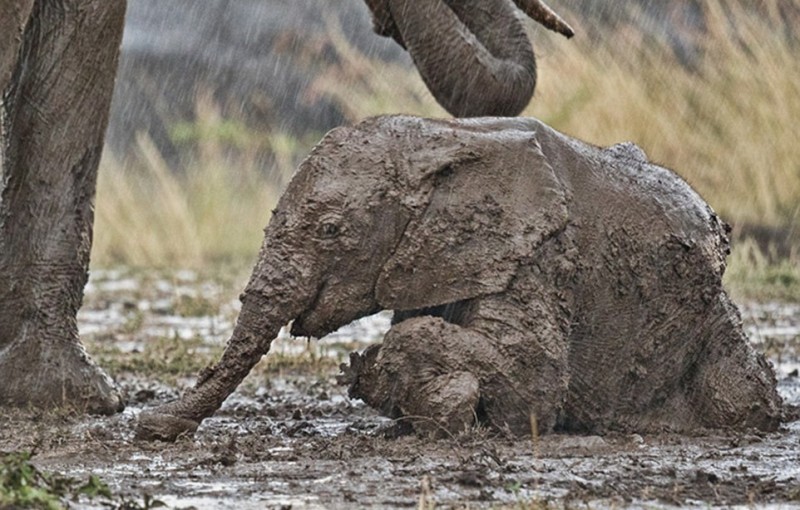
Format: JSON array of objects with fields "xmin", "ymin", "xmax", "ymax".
[{"xmin": 376, "ymin": 130, "xmax": 569, "ymax": 311}]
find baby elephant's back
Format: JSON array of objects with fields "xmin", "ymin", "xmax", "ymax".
[{"xmin": 558, "ymin": 140, "xmax": 764, "ymax": 433}]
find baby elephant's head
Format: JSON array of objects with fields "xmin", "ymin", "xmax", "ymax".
[{"xmin": 254, "ymin": 116, "xmax": 568, "ymax": 338}]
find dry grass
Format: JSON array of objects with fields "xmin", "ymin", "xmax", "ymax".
[
  {"xmin": 92, "ymin": 135, "xmax": 285, "ymax": 269},
  {"xmin": 726, "ymin": 237, "xmax": 800, "ymax": 301},
  {"xmin": 92, "ymin": 0, "xmax": 799, "ymax": 297}
]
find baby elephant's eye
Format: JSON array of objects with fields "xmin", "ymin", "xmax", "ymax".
[{"xmin": 318, "ymin": 222, "xmax": 340, "ymax": 239}]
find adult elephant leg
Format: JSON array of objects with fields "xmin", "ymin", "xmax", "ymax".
[
  {"xmin": 0, "ymin": 1, "xmax": 34, "ymax": 91},
  {"xmin": 0, "ymin": 0, "xmax": 127, "ymax": 414},
  {"xmin": 387, "ymin": 0, "xmax": 537, "ymax": 117}
]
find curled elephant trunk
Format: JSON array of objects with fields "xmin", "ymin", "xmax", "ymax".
[
  {"xmin": 367, "ymin": 0, "xmax": 574, "ymax": 117},
  {"xmin": 135, "ymin": 250, "xmax": 315, "ymax": 441},
  {"xmin": 389, "ymin": 0, "xmax": 538, "ymax": 117}
]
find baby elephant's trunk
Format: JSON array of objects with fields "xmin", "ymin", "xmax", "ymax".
[{"xmin": 136, "ymin": 249, "xmax": 314, "ymax": 441}]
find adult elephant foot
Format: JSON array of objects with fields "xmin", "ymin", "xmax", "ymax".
[{"xmin": 0, "ymin": 330, "xmax": 124, "ymax": 415}]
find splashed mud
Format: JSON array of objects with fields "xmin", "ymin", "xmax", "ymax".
[{"xmin": 2, "ymin": 271, "xmax": 799, "ymax": 508}]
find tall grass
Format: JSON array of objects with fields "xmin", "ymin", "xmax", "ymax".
[
  {"xmin": 92, "ymin": 135, "xmax": 284, "ymax": 268},
  {"xmin": 725, "ymin": 238, "xmax": 800, "ymax": 301},
  {"xmin": 93, "ymin": 0, "xmax": 799, "ymax": 298}
]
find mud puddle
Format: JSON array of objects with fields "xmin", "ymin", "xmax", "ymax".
[{"xmin": 2, "ymin": 271, "xmax": 799, "ymax": 508}]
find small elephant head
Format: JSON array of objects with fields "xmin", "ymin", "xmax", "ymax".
[{"xmin": 270, "ymin": 116, "xmax": 570, "ymax": 337}]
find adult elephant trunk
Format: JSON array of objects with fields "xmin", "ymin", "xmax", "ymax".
[
  {"xmin": 386, "ymin": 0, "xmax": 538, "ymax": 117},
  {"xmin": 136, "ymin": 245, "xmax": 317, "ymax": 441}
]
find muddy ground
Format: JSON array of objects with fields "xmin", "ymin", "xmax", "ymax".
[{"xmin": 2, "ymin": 269, "xmax": 799, "ymax": 509}]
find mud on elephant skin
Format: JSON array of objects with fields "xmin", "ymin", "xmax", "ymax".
[{"xmin": 136, "ymin": 115, "xmax": 783, "ymax": 441}]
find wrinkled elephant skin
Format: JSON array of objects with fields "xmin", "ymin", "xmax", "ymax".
[{"xmin": 137, "ymin": 116, "xmax": 782, "ymax": 440}]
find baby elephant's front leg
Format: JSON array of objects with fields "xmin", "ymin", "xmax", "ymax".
[
  {"xmin": 349, "ymin": 315, "xmax": 564, "ymax": 437},
  {"xmin": 347, "ymin": 316, "xmax": 481, "ymax": 437}
]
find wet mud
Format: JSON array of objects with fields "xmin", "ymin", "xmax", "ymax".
[{"xmin": 1, "ymin": 271, "xmax": 799, "ymax": 508}]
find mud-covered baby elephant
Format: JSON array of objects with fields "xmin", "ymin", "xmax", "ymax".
[{"xmin": 137, "ymin": 115, "xmax": 782, "ymax": 441}]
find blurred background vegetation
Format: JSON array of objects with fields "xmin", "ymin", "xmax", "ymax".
[{"xmin": 92, "ymin": 0, "xmax": 799, "ymax": 299}]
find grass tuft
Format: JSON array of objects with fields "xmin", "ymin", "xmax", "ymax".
[
  {"xmin": 89, "ymin": 334, "xmax": 223, "ymax": 383},
  {"xmin": 725, "ymin": 238, "xmax": 800, "ymax": 301}
]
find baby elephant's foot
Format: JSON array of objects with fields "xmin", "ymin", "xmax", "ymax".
[
  {"xmin": 341, "ymin": 316, "xmax": 493, "ymax": 437},
  {"xmin": 341, "ymin": 347, "xmax": 480, "ymax": 437},
  {"xmin": 403, "ymin": 370, "xmax": 480, "ymax": 438}
]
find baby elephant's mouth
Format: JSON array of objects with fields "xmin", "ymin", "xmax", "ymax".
[
  {"xmin": 289, "ymin": 309, "xmax": 326, "ymax": 340},
  {"xmin": 288, "ymin": 278, "xmax": 329, "ymax": 338},
  {"xmin": 290, "ymin": 283, "xmax": 380, "ymax": 339}
]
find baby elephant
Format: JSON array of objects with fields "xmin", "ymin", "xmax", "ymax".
[{"xmin": 137, "ymin": 115, "xmax": 782, "ymax": 441}]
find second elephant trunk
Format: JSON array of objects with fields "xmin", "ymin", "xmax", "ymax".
[{"xmin": 388, "ymin": 0, "xmax": 537, "ymax": 117}]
